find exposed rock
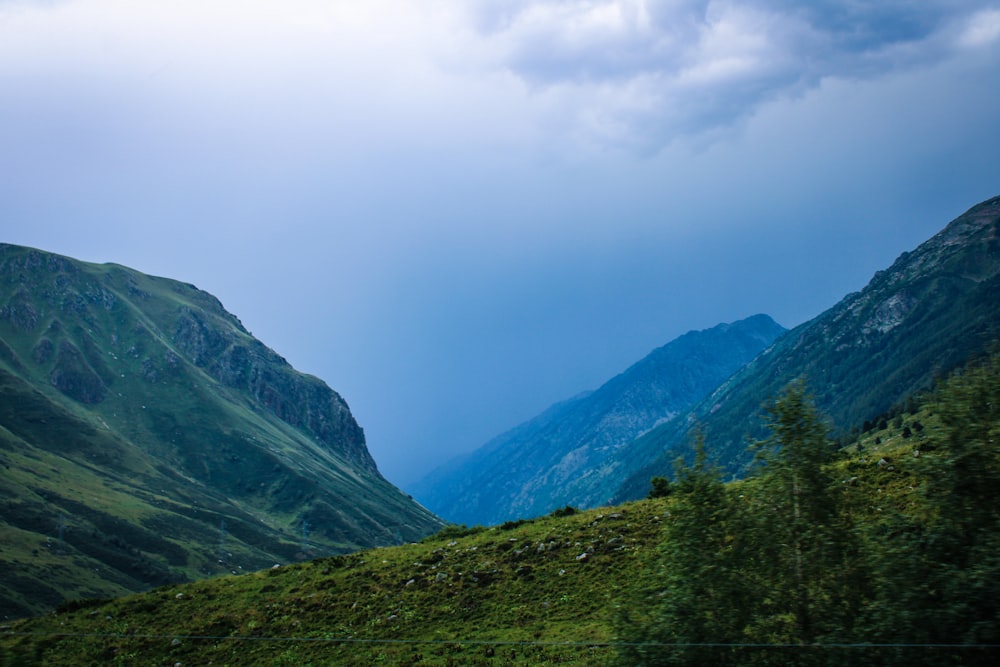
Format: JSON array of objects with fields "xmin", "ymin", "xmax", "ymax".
[
  {"xmin": 171, "ymin": 307, "xmax": 374, "ymax": 472},
  {"xmin": 0, "ymin": 289, "xmax": 39, "ymax": 331},
  {"xmin": 49, "ymin": 341, "xmax": 106, "ymax": 404},
  {"xmin": 32, "ymin": 338, "xmax": 54, "ymax": 365}
]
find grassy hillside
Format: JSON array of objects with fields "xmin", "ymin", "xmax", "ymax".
[
  {"xmin": 0, "ymin": 500, "xmax": 669, "ymax": 665},
  {"xmin": 4, "ymin": 353, "xmax": 996, "ymax": 665}
]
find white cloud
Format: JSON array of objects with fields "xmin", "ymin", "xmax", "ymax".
[
  {"xmin": 448, "ymin": 0, "xmax": 999, "ymax": 153},
  {"xmin": 3, "ymin": 0, "xmax": 995, "ymax": 159},
  {"xmin": 960, "ymin": 7, "xmax": 1000, "ymax": 47}
]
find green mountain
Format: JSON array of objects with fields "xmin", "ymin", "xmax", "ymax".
[
  {"xmin": 0, "ymin": 244, "xmax": 443, "ymax": 619},
  {"xmin": 614, "ymin": 194, "xmax": 1000, "ymax": 501},
  {"xmin": 3, "ymin": 355, "xmax": 996, "ymax": 665},
  {"xmin": 409, "ymin": 315, "xmax": 785, "ymax": 525}
]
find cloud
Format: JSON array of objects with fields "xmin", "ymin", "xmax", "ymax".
[
  {"xmin": 3, "ymin": 0, "xmax": 994, "ymax": 160},
  {"xmin": 1, "ymin": 0, "xmax": 998, "ymax": 486},
  {"xmin": 454, "ymin": 0, "xmax": 998, "ymax": 152},
  {"xmin": 959, "ymin": 7, "xmax": 1000, "ymax": 47}
]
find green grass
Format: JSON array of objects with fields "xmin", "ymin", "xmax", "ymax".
[
  {"xmin": 1, "ymin": 365, "xmax": 990, "ymax": 665},
  {"xmin": 0, "ymin": 500, "xmax": 670, "ymax": 665}
]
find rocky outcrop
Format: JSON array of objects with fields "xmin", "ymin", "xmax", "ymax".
[
  {"xmin": 49, "ymin": 341, "xmax": 106, "ymax": 404},
  {"xmin": 171, "ymin": 306, "xmax": 374, "ymax": 473}
]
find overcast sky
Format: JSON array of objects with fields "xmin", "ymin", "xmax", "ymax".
[{"xmin": 2, "ymin": 0, "xmax": 999, "ymax": 486}]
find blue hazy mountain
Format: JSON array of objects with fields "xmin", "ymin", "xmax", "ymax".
[
  {"xmin": 409, "ymin": 314, "xmax": 785, "ymax": 525},
  {"xmin": 614, "ymin": 194, "xmax": 1000, "ymax": 502}
]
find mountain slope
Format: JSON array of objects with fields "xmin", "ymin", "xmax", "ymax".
[
  {"xmin": 410, "ymin": 315, "xmax": 785, "ymax": 525},
  {"xmin": 3, "ymin": 356, "xmax": 989, "ymax": 666},
  {"xmin": 0, "ymin": 244, "xmax": 442, "ymax": 618},
  {"xmin": 614, "ymin": 194, "xmax": 1000, "ymax": 501}
]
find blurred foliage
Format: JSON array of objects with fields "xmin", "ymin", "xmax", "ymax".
[{"xmin": 618, "ymin": 355, "xmax": 1000, "ymax": 666}]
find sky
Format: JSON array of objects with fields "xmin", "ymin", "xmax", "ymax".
[{"xmin": 2, "ymin": 0, "xmax": 999, "ymax": 487}]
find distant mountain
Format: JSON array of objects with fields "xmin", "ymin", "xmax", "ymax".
[
  {"xmin": 614, "ymin": 194, "xmax": 1000, "ymax": 502},
  {"xmin": 0, "ymin": 244, "xmax": 442, "ymax": 618},
  {"xmin": 409, "ymin": 314, "xmax": 785, "ymax": 525}
]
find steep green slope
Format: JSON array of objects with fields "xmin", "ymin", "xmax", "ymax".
[
  {"xmin": 410, "ymin": 315, "xmax": 785, "ymax": 525},
  {"xmin": 0, "ymin": 244, "xmax": 442, "ymax": 618},
  {"xmin": 614, "ymin": 195, "xmax": 1000, "ymax": 501}
]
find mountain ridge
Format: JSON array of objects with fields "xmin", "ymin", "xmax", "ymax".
[
  {"xmin": 5, "ymin": 351, "xmax": 994, "ymax": 663},
  {"xmin": 0, "ymin": 243, "xmax": 443, "ymax": 618},
  {"xmin": 409, "ymin": 314, "xmax": 785, "ymax": 525},
  {"xmin": 613, "ymin": 194, "xmax": 1000, "ymax": 501}
]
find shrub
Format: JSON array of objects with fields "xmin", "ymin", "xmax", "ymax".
[{"xmin": 549, "ymin": 505, "xmax": 579, "ymax": 518}]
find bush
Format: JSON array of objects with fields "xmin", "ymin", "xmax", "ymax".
[
  {"xmin": 647, "ymin": 476, "xmax": 671, "ymax": 498},
  {"xmin": 549, "ymin": 505, "xmax": 578, "ymax": 518},
  {"xmin": 423, "ymin": 524, "xmax": 485, "ymax": 542}
]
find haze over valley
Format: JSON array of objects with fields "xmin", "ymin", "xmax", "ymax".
[{"xmin": 3, "ymin": 0, "xmax": 999, "ymax": 488}]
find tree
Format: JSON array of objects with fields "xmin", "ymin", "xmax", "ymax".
[
  {"xmin": 617, "ymin": 435, "xmax": 755, "ymax": 666},
  {"xmin": 745, "ymin": 382, "xmax": 863, "ymax": 660},
  {"xmin": 647, "ymin": 476, "xmax": 671, "ymax": 499},
  {"xmin": 863, "ymin": 356, "xmax": 1000, "ymax": 665}
]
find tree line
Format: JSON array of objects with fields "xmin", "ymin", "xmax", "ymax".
[{"xmin": 617, "ymin": 354, "xmax": 1000, "ymax": 666}]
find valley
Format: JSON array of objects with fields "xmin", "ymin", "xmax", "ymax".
[{"xmin": 0, "ymin": 195, "xmax": 998, "ymax": 666}]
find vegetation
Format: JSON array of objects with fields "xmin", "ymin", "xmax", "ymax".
[
  {"xmin": 860, "ymin": 354, "xmax": 1000, "ymax": 662},
  {"xmin": 618, "ymin": 356, "xmax": 1000, "ymax": 666},
  {"xmin": 2, "ymin": 354, "xmax": 998, "ymax": 665},
  {"xmin": 0, "ymin": 499, "xmax": 669, "ymax": 665},
  {"xmin": 0, "ymin": 244, "xmax": 442, "ymax": 617},
  {"xmin": 4, "ymin": 195, "xmax": 996, "ymax": 620},
  {"xmin": 615, "ymin": 195, "xmax": 1000, "ymax": 502}
]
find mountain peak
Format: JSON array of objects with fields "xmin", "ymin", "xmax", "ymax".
[
  {"xmin": 409, "ymin": 314, "xmax": 785, "ymax": 525},
  {"xmin": 614, "ymin": 194, "xmax": 1000, "ymax": 501}
]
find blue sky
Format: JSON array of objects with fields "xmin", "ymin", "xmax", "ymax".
[{"xmin": 2, "ymin": 0, "xmax": 999, "ymax": 486}]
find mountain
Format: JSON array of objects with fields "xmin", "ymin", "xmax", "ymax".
[
  {"xmin": 409, "ymin": 315, "xmax": 785, "ymax": 525},
  {"xmin": 4, "ymin": 355, "xmax": 994, "ymax": 664},
  {"xmin": 0, "ymin": 244, "xmax": 443, "ymax": 618},
  {"xmin": 614, "ymin": 194, "xmax": 1000, "ymax": 501}
]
